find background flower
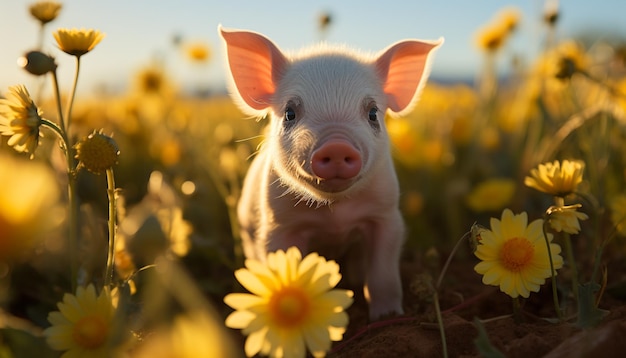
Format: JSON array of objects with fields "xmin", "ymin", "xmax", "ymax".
[
  {"xmin": 224, "ymin": 247, "xmax": 353, "ymax": 358},
  {"xmin": 0, "ymin": 85, "xmax": 43, "ymax": 156},
  {"xmin": 131, "ymin": 311, "xmax": 237, "ymax": 358},
  {"xmin": 474, "ymin": 209, "xmax": 564, "ymax": 298},
  {"xmin": 524, "ymin": 160, "xmax": 585, "ymax": 197},
  {"xmin": 29, "ymin": 1, "xmax": 62, "ymax": 25},
  {"xmin": 465, "ymin": 178, "xmax": 516, "ymax": 212},
  {"xmin": 0, "ymin": 153, "xmax": 60, "ymax": 262},
  {"xmin": 548, "ymin": 204, "xmax": 589, "ymax": 234},
  {"xmin": 53, "ymin": 28, "xmax": 105, "ymax": 57},
  {"xmin": 44, "ymin": 284, "xmax": 120, "ymax": 358}
]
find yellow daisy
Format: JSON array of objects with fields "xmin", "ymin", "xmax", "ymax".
[
  {"xmin": 224, "ymin": 247, "xmax": 354, "ymax": 358},
  {"xmin": 184, "ymin": 42, "xmax": 211, "ymax": 63},
  {"xmin": 474, "ymin": 209, "xmax": 564, "ymax": 298},
  {"xmin": 465, "ymin": 178, "xmax": 516, "ymax": 213},
  {"xmin": 474, "ymin": 22, "xmax": 509, "ymax": 53},
  {"xmin": 132, "ymin": 311, "xmax": 237, "ymax": 358},
  {"xmin": 524, "ymin": 160, "xmax": 585, "ymax": 197},
  {"xmin": 43, "ymin": 284, "xmax": 117, "ymax": 358},
  {"xmin": 0, "ymin": 153, "xmax": 59, "ymax": 262},
  {"xmin": 53, "ymin": 28, "xmax": 105, "ymax": 57},
  {"xmin": 0, "ymin": 85, "xmax": 43, "ymax": 156},
  {"xmin": 496, "ymin": 6, "xmax": 522, "ymax": 33},
  {"xmin": 29, "ymin": 1, "xmax": 62, "ymax": 24},
  {"xmin": 547, "ymin": 204, "xmax": 589, "ymax": 234}
]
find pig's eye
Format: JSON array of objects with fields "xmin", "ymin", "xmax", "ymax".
[
  {"xmin": 284, "ymin": 107, "xmax": 296, "ymax": 121},
  {"xmin": 368, "ymin": 107, "xmax": 378, "ymax": 122}
]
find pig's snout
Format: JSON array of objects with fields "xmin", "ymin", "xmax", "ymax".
[{"xmin": 311, "ymin": 141, "xmax": 362, "ymax": 180}]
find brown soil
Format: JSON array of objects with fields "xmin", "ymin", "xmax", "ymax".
[{"xmin": 328, "ymin": 254, "xmax": 626, "ymax": 358}]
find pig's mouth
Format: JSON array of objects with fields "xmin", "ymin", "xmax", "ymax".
[{"xmin": 313, "ymin": 176, "xmax": 358, "ymax": 193}]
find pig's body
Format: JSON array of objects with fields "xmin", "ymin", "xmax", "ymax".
[{"xmin": 220, "ymin": 26, "xmax": 442, "ymax": 319}]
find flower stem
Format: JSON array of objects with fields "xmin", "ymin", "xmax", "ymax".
[
  {"xmin": 563, "ymin": 232, "xmax": 579, "ymax": 302},
  {"xmin": 68, "ymin": 170, "xmax": 79, "ymax": 291},
  {"xmin": 432, "ymin": 287, "xmax": 448, "ymax": 358},
  {"xmin": 104, "ymin": 169, "xmax": 117, "ymax": 289},
  {"xmin": 512, "ymin": 297, "xmax": 522, "ymax": 324},
  {"xmin": 542, "ymin": 220, "xmax": 563, "ymax": 321},
  {"xmin": 41, "ymin": 116, "xmax": 78, "ymax": 290},
  {"xmin": 64, "ymin": 56, "xmax": 81, "ymax": 132},
  {"xmin": 51, "ymin": 70, "xmax": 66, "ymax": 133},
  {"xmin": 49, "ymin": 66, "xmax": 79, "ymax": 291}
]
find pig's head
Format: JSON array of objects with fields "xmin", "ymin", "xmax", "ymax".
[{"xmin": 219, "ymin": 26, "xmax": 442, "ymax": 205}]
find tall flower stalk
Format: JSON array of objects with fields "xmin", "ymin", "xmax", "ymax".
[
  {"xmin": 525, "ymin": 160, "xmax": 587, "ymax": 304},
  {"xmin": 105, "ymin": 169, "xmax": 117, "ymax": 289},
  {"xmin": 48, "ymin": 28, "xmax": 105, "ymax": 289}
]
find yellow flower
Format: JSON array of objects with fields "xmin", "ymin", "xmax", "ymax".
[
  {"xmin": 224, "ymin": 247, "xmax": 354, "ymax": 358},
  {"xmin": 43, "ymin": 284, "xmax": 117, "ymax": 358},
  {"xmin": 0, "ymin": 154, "xmax": 59, "ymax": 262},
  {"xmin": 53, "ymin": 28, "xmax": 105, "ymax": 57},
  {"xmin": 465, "ymin": 178, "xmax": 516, "ymax": 213},
  {"xmin": 184, "ymin": 42, "xmax": 211, "ymax": 63},
  {"xmin": 610, "ymin": 194, "xmax": 626, "ymax": 237},
  {"xmin": 474, "ymin": 22, "xmax": 509, "ymax": 53},
  {"xmin": 131, "ymin": 311, "xmax": 237, "ymax": 358},
  {"xmin": 497, "ymin": 7, "xmax": 522, "ymax": 33},
  {"xmin": 547, "ymin": 204, "xmax": 589, "ymax": 234},
  {"xmin": 29, "ymin": 1, "xmax": 62, "ymax": 24},
  {"xmin": 474, "ymin": 6, "xmax": 521, "ymax": 53},
  {"xmin": 74, "ymin": 130, "xmax": 120, "ymax": 174},
  {"xmin": 474, "ymin": 209, "xmax": 563, "ymax": 298},
  {"xmin": 0, "ymin": 85, "xmax": 43, "ymax": 156},
  {"xmin": 524, "ymin": 160, "xmax": 585, "ymax": 197}
]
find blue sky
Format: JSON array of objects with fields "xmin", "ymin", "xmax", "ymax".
[{"xmin": 1, "ymin": 0, "xmax": 624, "ymax": 95}]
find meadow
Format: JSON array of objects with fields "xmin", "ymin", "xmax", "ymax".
[{"xmin": 2, "ymin": 2, "xmax": 626, "ymax": 357}]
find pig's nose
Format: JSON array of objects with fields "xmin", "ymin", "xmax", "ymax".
[{"xmin": 311, "ymin": 141, "xmax": 362, "ymax": 180}]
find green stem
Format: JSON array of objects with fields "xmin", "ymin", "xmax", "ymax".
[
  {"xmin": 64, "ymin": 56, "xmax": 81, "ymax": 132},
  {"xmin": 104, "ymin": 169, "xmax": 117, "ymax": 289},
  {"xmin": 37, "ymin": 23, "xmax": 45, "ymax": 51},
  {"xmin": 40, "ymin": 119, "xmax": 67, "ymax": 144},
  {"xmin": 512, "ymin": 297, "xmax": 522, "ymax": 324},
  {"xmin": 48, "ymin": 65, "xmax": 79, "ymax": 290},
  {"xmin": 433, "ymin": 288, "xmax": 448, "ymax": 358},
  {"xmin": 50, "ymin": 70, "xmax": 66, "ymax": 133},
  {"xmin": 542, "ymin": 220, "xmax": 563, "ymax": 321},
  {"xmin": 68, "ymin": 169, "xmax": 79, "ymax": 291},
  {"xmin": 41, "ymin": 117, "xmax": 78, "ymax": 290},
  {"xmin": 563, "ymin": 232, "xmax": 579, "ymax": 301}
]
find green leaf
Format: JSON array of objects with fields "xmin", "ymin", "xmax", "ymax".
[
  {"xmin": 0, "ymin": 328, "xmax": 57, "ymax": 358},
  {"xmin": 472, "ymin": 318, "xmax": 506, "ymax": 358},
  {"xmin": 576, "ymin": 282, "xmax": 609, "ymax": 328}
]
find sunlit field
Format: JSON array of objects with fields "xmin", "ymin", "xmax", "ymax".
[{"xmin": 2, "ymin": 2, "xmax": 626, "ymax": 357}]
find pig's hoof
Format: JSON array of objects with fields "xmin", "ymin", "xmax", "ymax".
[{"xmin": 369, "ymin": 308, "xmax": 404, "ymax": 322}]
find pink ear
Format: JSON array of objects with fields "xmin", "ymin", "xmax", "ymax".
[
  {"xmin": 375, "ymin": 38, "xmax": 443, "ymax": 115},
  {"xmin": 219, "ymin": 26, "xmax": 288, "ymax": 112}
]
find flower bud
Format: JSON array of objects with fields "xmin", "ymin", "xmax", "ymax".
[
  {"xmin": 75, "ymin": 130, "xmax": 120, "ymax": 174},
  {"xmin": 18, "ymin": 51, "xmax": 57, "ymax": 76}
]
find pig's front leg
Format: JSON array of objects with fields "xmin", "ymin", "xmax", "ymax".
[{"xmin": 365, "ymin": 210, "xmax": 405, "ymax": 320}]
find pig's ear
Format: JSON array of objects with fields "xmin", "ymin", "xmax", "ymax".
[
  {"xmin": 219, "ymin": 25, "xmax": 289, "ymax": 116},
  {"xmin": 375, "ymin": 38, "xmax": 444, "ymax": 116}
]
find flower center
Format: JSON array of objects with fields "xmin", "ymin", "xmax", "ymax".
[
  {"xmin": 268, "ymin": 286, "xmax": 311, "ymax": 328},
  {"xmin": 72, "ymin": 315, "xmax": 108, "ymax": 349},
  {"xmin": 500, "ymin": 237, "xmax": 534, "ymax": 272}
]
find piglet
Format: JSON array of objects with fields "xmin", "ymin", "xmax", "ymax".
[{"xmin": 219, "ymin": 25, "xmax": 442, "ymax": 319}]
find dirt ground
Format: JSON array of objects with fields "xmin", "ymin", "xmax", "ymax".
[{"xmin": 327, "ymin": 252, "xmax": 626, "ymax": 358}]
